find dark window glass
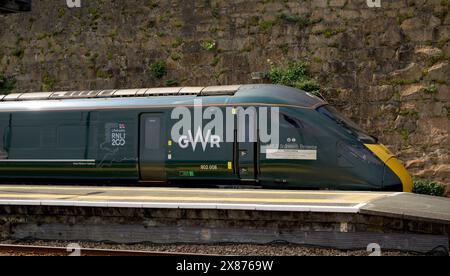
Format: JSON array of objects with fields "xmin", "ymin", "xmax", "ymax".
[
  {"xmin": 317, "ymin": 105, "xmax": 377, "ymax": 144},
  {"xmin": 281, "ymin": 114, "xmax": 304, "ymax": 129},
  {"xmin": 11, "ymin": 127, "xmax": 41, "ymax": 148},
  {"xmin": 145, "ymin": 117, "xmax": 160, "ymax": 150},
  {"xmin": 0, "ymin": 126, "xmax": 8, "ymax": 159},
  {"xmin": 58, "ymin": 126, "xmax": 86, "ymax": 148}
]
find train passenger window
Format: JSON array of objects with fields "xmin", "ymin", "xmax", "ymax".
[
  {"xmin": 0, "ymin": 126, "xmax": 8, "ymax": 159},
  {"xmin": 0, "ymin": 150, "xmax": 7, "ymax": 159},
  {"xmin": 145, "ymin": 117, "xmax": 160, "ymax": 150},
  {"xmin": 57, "ymin": 126, "xmax": 86, "ymax": 148},
  {"xmin": 10, "ymin": 127, "xmax": 41, "ymax": 148}
]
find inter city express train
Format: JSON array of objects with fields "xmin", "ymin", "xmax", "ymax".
[{"xmin": 0, "ymin": 84, "xmax": 412, "ymax": 191}]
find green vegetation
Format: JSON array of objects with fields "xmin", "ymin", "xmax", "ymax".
[
  {"xmin": 434, "ymin": 0, "xmax": 450, "ymax": 20},
  {"xmin": 41, "ymin": 72, "xmax": 56, "ymax": 92},
  {"xmin": 400, "ymin": 129, "xmax": 409, "ymax": 143},
  {"xmin": 96, "ymin": 70, "xmax": 112, "ymax": 79},
  {"xmin": 107, "ymin": 51, "xmax": 114, "ymax": 61},
  {"xmin": 172, "ymin": 37, "xmax": 184, "ymax": 48},
  {"xmin": 200, "ymin": 40, "xmax": 216, "ymax": 51},
  {"xmin": 314, "ymin": 28, "xmax": 346, "ymax": 38},
  {"xmin": 210, "ymin": 56, "xmax": 220, "ymax": 67},
  {"xmin": 278, "ymin": 13, "xmax": 312, "ymax": 27},
  {"xmin": 12, "ymin": 47, "xmax": 24, "ymax": 59},
  {"xmin": 171, "ymin": 52, "xmax": 182, "ymax": 61},
  {"xmin": 86, "ymin": 52, "xmax": 99, "ymax": 70},
  {"xmin": 248, "ymin": 16, "xmax": 260, "ymax": 27},
  {"xmin": 413, "ymin": 179, "xmax": 445, "ymax": 197},
  {"xmin": 88, "ymin": 7, "xmax": 100, "ymax": 21},
  {"xmin": 398, "ymin": 109, "xmax": 419, "ymax": 118},
  {"xmin": 437, "ymin": 37, "xmax": 450, "ymax": 48},
  {"xmin": 172, "ymin": 19, "xmax": 183, "ymax": 29},
  {"xmin": 268, "ymin": 61, "xmax": 321, "ymax": 95},
  {"xmin": 35, "ymin": 32, "xmax": 50, "ymax": 40},
  {"xmin": 277, "ymin": 43, "xmax": 289, "ymax": 55},
  {"xmin": 165, "ymin": 78, "xmax": 179, "ymax": 87},
  {"xmin": 385, "ymin": 79, "xmax": 418, "ymax": 86},
  {"xmin": 211, "ymin": 6, "xmax": 220, "ymax": 18},
  {"xmin": 313, "ymin": 56, "xmax": 322, "ymax": 63},
  {"xmin": 424, "ymin": 84, "xmax": 438, "ymax": 94},
  {"xmin": 240, "ymin": 47, "xmax": 252, "ymax": 53},
  {"xmin": 0, "ymin": 75, "xmax": 16, "ymax": 94},
  {"xmin": 427, "ymin": 53, "xmax": 448, "ymax": 67},
  {"xmin": 447, "ymin": 107, "xmax": 450, "ymax": 119},
  {"xmin": 397, "ymin": 10, "xmax": 415, "ymax": 24},
  {"xmin": 156, "ymin": 31, "xmax": 166, "ymax": 37},
  {"xmin": 149, "ymin": 61, "xmax": 167, "ymax": 79},
  {"xmin": 204, "ymin": 0, "xmax": 220, "ymax": 19},
  {"xmin": 87, "ymin": 7, "xmax": 101, "ymax": 32},
  {"xmin": 51, "ymin": 26, "xmax": 64, "ymax": 37},
  {"xmin": 58, "ymin": 7, "xmax": 66, "ymax": 18},
  {"xmin": 259, "ymin": 20, "xmax": 275, "ymax": 32},
  {"xmin": 109, "ymin": 28, "xmax": 119, "ymax": 39},
  {"xmin": 147, "ymin": 0, "xmax": 159, "ymax": 9}
]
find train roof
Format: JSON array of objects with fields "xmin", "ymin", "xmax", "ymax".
[{"xmin": 0, "ymin": 84, "xmax": 327, "ymax": 112}]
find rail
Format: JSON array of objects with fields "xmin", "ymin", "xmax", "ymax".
[{"xmin": 0, "ymin": 244, "xmax": 212, "ymax": 256}]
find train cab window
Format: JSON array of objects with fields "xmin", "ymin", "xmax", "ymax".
[
  {"xmin": 145, "ymin": 117, "xmax": 160, "ymax": 150},
  {"xmin": 280, "ymin": 114, "xmax": 306, "ymax": 146},
  {"xmin": 279, "ymin": 113, "xmax": 325, "ymax": 147},
  {"xmin": 281, "ymin": 114, "xmax": 304, "ymax": 129},
  {"xmin": 317, "ymin": 105, "xmax": 377, "ymax": 144}
]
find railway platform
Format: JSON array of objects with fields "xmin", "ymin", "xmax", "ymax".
[{"xmin": 0, "ymin": 185, "xmax": 449, "ymax": 254}]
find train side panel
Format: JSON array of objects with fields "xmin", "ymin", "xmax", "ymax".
[{"xmin": 0, "ymin": 109, "xmax": 140, "ymax": 182}]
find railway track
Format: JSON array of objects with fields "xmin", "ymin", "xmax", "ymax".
[{"xmin": 0, "ymin": 244, "xmax": 209, "ymax": 256}]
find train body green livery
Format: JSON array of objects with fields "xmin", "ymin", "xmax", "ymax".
[{"xmin": 0, "ymin": 84, "xmax": 412, "ymax": 192}]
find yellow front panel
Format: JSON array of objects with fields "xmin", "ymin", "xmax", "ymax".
[
  {"xmin": 365, "ymin": 144, "xmax": 394, "ymax": 162},
  {"xmin": 365, "ymin": 144, "xmax": 413, "ymax": 192},
  {"xmin": 385, "ymin": 158, "xmax": 413, "ymax": 193}
]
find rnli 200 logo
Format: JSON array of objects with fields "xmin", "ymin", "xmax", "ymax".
[{"xmin": 111, "ymin": 123, "xmax": 127, "ymax": 147}]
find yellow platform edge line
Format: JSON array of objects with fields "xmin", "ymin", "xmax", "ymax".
[
  {"xmin": 0, "ymin": 193, "xmax": 386, "ymax": 204},
  {"xmin": 0, "ymin": 185, "xmax": 394, "ymax": 196}
]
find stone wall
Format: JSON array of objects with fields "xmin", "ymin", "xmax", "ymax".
[{"xmin": 0, "ymin": 0, "xmax": 449, "ymax": 189}]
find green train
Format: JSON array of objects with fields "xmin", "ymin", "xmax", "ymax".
[{"xmin": 0, "ymin": 84, "xmax": 412, "ymax": 192}]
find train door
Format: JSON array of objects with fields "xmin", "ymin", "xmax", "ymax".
[
  {"xmin": 237, "ymin": 139, "xmax": 258, "ymax": 181},
  {"xmin": 236, "ymin": 110, "xmax": 259, "ymax": 183},
  {"xmin": 139, "ymin": 113, "xmax": 166, "ymax": 182}
]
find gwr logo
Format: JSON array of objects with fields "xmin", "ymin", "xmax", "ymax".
[
  {"xmin": 178, "ymin": 128, "xmax": 221, "ymax": 151},
  {"xmin": 66, "ymin": 0, "xmax": 81, "ymax": 8}
]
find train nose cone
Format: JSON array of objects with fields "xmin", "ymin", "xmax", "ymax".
[{"xmin": 365, "ymin": 144, "xmax": 413, "ymax": 192}]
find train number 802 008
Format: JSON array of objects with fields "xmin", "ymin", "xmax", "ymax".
[{"xmin": 200, "ymin": 164, "xmax": 218, "ymax": 171}]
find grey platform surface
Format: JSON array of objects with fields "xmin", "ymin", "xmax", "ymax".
[
  {"xmin": 0, "ymin": 185, "xmax": 448, "ymax": 224},
  {"xmin": 360, "ymin": 193, "xmax": 450, "ymax": 224},
  {"xmin": 0, "ymin": 185, "xmax": 391, "ymax": 213}
]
